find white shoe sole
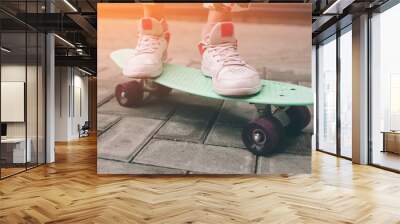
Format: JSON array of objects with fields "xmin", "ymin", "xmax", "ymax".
[
  {"xmin": 214, "ymin": 84, "xmax": 262, "ymax": 96},
  {"xmin": 202, "ymin": 69, "xmax": 261, "ymax": 96},
  {"xmin": 123, "ymin": 66, "xmax": 163, "ymax": 79}
]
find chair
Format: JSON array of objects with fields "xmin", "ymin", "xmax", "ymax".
[{"xmin": 79, "ymin": 121, "xmax": 90, "ymax": 138}]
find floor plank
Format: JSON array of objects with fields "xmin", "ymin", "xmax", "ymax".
[{"xmin": 0, "ymin": 135, "xmax": 399, "ymax": 223}]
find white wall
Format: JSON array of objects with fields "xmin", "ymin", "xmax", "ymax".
[
  {"xmin": 1, "ymin": 66, "xmax": 26, "ymax": 130},
  {"xmin": 55, "ymin": 67, "xmax": 89, "ymax": 141},
  {"xmin": 1, "ymin": 65, "xmax": 38, "ymax": 138},
  {"xmin": 55, "ymin": 67, "xmax": 70, "ymax": 141},
  {"xmin": 1, "ymin": 63, "xmax": 46, "ymax": 164},
  {"xmin": 71, "ymin": 73, "xmax": 89, "ymax": 138}
]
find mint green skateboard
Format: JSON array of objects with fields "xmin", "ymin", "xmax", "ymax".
[{"xmin": 111, "ymin": 49, "xmax": 313, "ymax": 155}]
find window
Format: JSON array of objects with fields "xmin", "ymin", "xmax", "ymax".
[
  {"xmin": 317, "ymin": 35, "xmax": 337, "ymax": 154},
  {"xmin": 0, "ymin": 1, "xmax": 46, "ymax": 179},
  {"xmin": 370, "ymin": 3, "xmax": 400, "ymax": 171},
  {"xmin": 339, "ymin": 27, "xmax": 352, "ymax": 158}
]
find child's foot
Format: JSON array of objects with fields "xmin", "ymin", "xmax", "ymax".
[
  {"xmin": 199, "ymin": 22, "xmax": 261, "ymax": 96},
  {"xmin": 123, "ymin": 17, "xmax": 169, "ymax": 78}
]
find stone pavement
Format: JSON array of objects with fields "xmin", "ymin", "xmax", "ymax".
[
  {"xmin": 97, "ymin": 18, "xmax": 312, "ymax": 174},
  {"xmin": 97, "ymin": 93, "xmax": 312, "ymax": 174}
]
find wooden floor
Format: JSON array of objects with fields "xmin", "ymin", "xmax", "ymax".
[
  {"xmin": 0, "ymin": 136, "xmax": 399, "ymax": 223},
  {"xmin": 1, "ymin": 167, "xmax": 26, "ymax": 178}
]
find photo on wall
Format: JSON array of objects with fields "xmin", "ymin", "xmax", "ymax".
[{"xmin": 97, "ymin": 3, "xmax": 313, "ymax": 175}]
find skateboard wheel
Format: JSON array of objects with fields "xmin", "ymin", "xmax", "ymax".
[
  {"xmin": 285, "ymin": 106, "xmax": 311, "ymax": 135},
  {"xmin": 115, "ymin": 81, "xmax": 144, "ymax": 107},
  {"xmin": 242, "ymin": 117, "xmax": 284, "ymax": 156},
  {"xmin": 153, "ymin": 83, "xmax": 172, "ymax": 97}
]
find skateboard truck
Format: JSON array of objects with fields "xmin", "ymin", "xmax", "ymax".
[{"xmin": 254, "ymin": 104, "xmax": 280, "ymax": 117}]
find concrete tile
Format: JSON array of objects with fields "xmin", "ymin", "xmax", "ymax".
[
  {"xmin": 281, "ymin": 132, "xmax": 312, "ymax": 156},
  {"xmin": 299, "ymin": 81, "xmax": 312, "ymax": 88},
  {"xmin": 205, "ymin": 124, "xmax": 245, "ymax": 148},
  {"xmin": 97, "ymin": 70, "xmax": 130, "ymax": 106},
  {"xmin": 279, "ymin": 133, "xmax": 312, "ymax": 156},
  {"xmin": 216, "ymin": 101, "xmax": 257, "ymax": 127},
  {"xmin": 98, "ymin": 97, "xmax": 175, "ymax": 120},
  {"xmin": 97, "ymin": 159, "xmax": 186, "ymax": 174},
  {"xmin": 134, "ymin": 139, "xmax": 256, "ymax": 174},
  {"xmin": 154, "ymin": 104, "xmax": 219, "ymax": 142},
  {"xmin": 98, "ymin": 117, "xmax": 163, "ymax": 162},
  {"xmin": 204, "ymin": 101, "xmax": 256, "ymax": 148},
  {"xmin": 257, "ymin": 154, "xmax": 311, "ymax": 175},
  {"xmin": 97, "ymin": 113, "xmax": 121, "ymax": 134},
  {"xmin": 155, "ymin": 120, "xmax": 210, "ymax": 143},
  {"xmin": 97, "ymin": 89, "xmax": 114, "ymax": 107},
  {"xmin": 171, "ymin": 105, "xmax": 218, "ymax": 122}
]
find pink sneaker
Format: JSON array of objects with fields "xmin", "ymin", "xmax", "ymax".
[
  {"xmin": 123, "ymin": 17, "xmax": 170, "ymax": 78},
  {"xmin": 199, "ymin": 22, "xmax": 261, "ymax": 96}
]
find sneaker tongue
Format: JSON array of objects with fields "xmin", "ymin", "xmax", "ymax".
[
  {"xmin": 208, "ymin": 22, "xmax": 236, "ymax": 45},
  {"xmin": 139, "ymin": 17, "xmax": 165, "ymax": 36}
]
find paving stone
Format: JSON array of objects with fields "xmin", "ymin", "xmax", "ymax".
[
  {"xmin": 215, "ymin": 101, "xmax": 257, "ymax": 127},
  {"xmin": 299, "ymin": 81, "xmax": 312, "ymax": 88},
  {"xmin": 155, "ymin": 104, "xmax": 219, "ymax": 142},
  {"xmin": 278, "ymin": 132, "xmax": 312, "ymax": 156},
  {"xmin": 97, "ymin": 159, "xmax": 186, "ymax": 174},
  {"xmin": 97, "ymin": 113, "xmax": 121, "ymax": 134},
  {"xmin": 98, "ymin": 97, "xmax": 176, "ymax": 120},
  {"xmin": 205, "ymin": 124, "xmax": 245, "ymax": 148},
  {"xmin": 98, "ymin": 117, "xmax": 163, "ymax": 162},
  {"xmin": 155, "ymin": 120, "xmax": 210, "ymax": 143},
  {"xmin": 134, "ymin": 139, "xmax": 256, "ymax": 174},
  {"xmin": 97, "ymin": 89, "xmax": 114, "ymax": 107},
  {"xmin": 171, "ymin": 105, "xmax": 218, "ymax": 122},
  {"xmin": 97, "ymin": 69, "xmax": 130, "ymax": 106},
  {"xmin": 257, "ymin": 154, "xmax": 311, "ymax": 175},
  {"xmin": 203, "ymin": 101, "xmax": 256, "ymax": 148}
]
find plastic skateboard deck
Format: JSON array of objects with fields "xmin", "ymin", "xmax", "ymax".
[{"xmin": 110, "ymin": 49, "xmax": 313, "ymax": 106}]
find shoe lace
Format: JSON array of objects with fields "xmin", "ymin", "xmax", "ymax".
[
  {"xmin": 136, "ymin": 35, "xmax": 161, "ymax": 54},
  {"xmin": 207, "ymin": 42, "xmax": 245, "ymax": 66}
]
